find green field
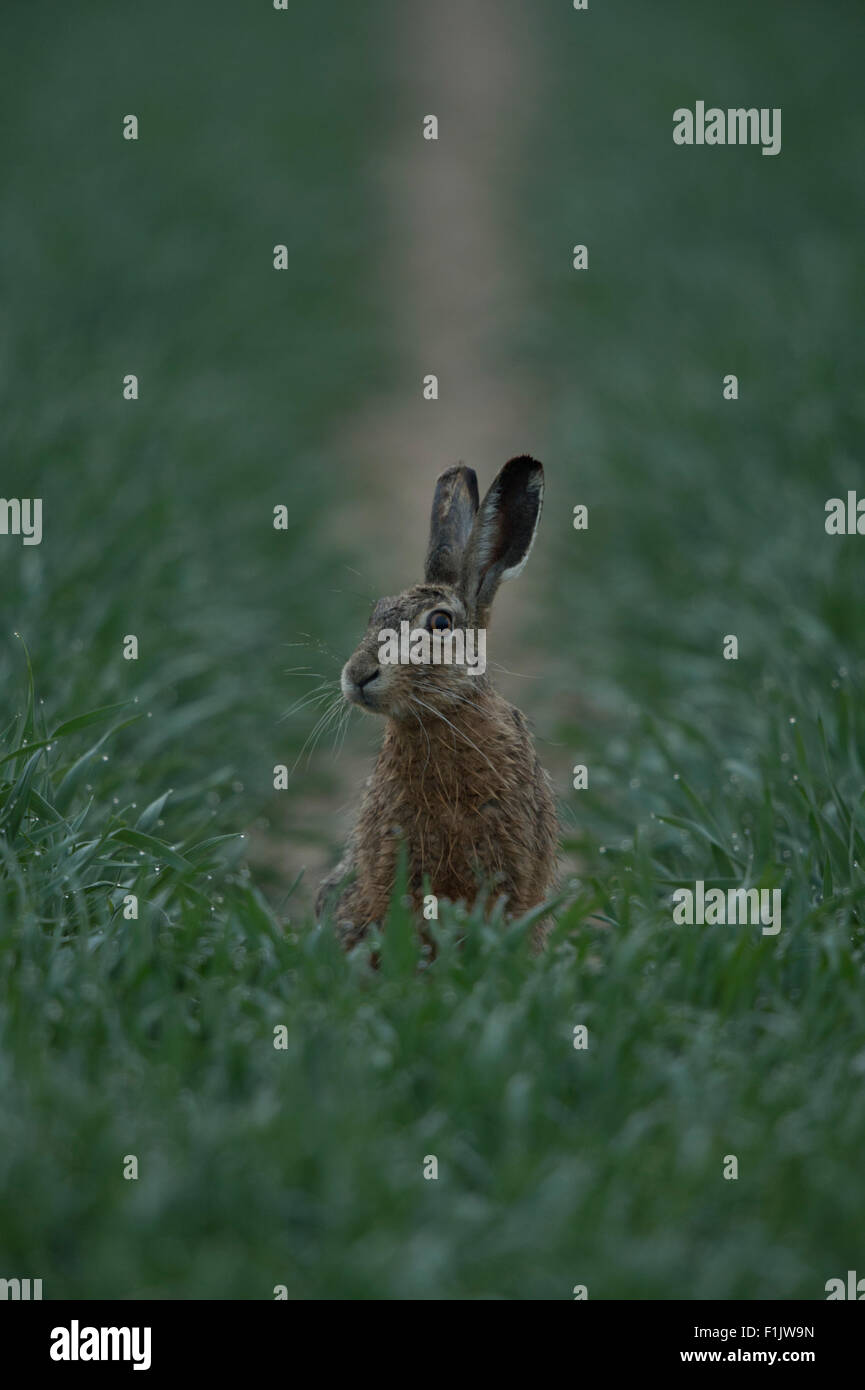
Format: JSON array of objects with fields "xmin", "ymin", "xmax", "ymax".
[{"xmin": 1, "ymin": 0, "xmax": 864, "ymax": 1298}]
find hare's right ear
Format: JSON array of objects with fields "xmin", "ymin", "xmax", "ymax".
[
  {"xmin": 424, "ymin": 464, "xmax": 479, "ymax": 586},
  {"xmin": 460, "ymin": 455, "xmax": 544, "ymax": 618}
]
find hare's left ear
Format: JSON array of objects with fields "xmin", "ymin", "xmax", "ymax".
[
  {"xmin": 461, "ymin": 455, "xmax": 544, "ymax": 617},
  {"xmin": 425, "ymin": 464, "xmax": 479, "ymax": 585}
]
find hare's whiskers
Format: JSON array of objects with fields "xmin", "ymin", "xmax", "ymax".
[
  {"xmin": 283, "ymin": 635, "xmax": 344, "ymax": 666},
  {"xmin": 410, "ymin": 695, "xmax": 497, "ymax": 773},
  {"xmin": 279, "ymin": 695, "xmax": 332, "ymax": 728},
  {"xmin": 302, "ymin": 708, "xmax": 344, "ymax": 770},
  {"xmin": 433, "ymin": 686, "xmax": 484, "ymax": 715},
  {"xmin": 486, "ymin": 660, "xmax": 531, "ymax": 679},
  {"xmin": 332, "ymin": 702, "xmax": 355, "ymax": 759},
  {"xmin": 410, "ymin": 704, "xmax": 432, "ymax": 776},
  {"xmin": 341, "ymin": 564, "xmax": 378, "ymax": 604},
  {"xmin": 290, "ymin": 706, "xmax": 335, "ymax": 772},
  {"xmin": 292, "ymin": 695, "xmax": 345, "ymax": 772},
  {"xmin": 280, "ymin": 684, "xmax": 335, "ymax": 722}
]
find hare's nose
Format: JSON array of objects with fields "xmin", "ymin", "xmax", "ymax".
[{"xmin": 340, "ymin": 661, "xmax": 383, "ymax": 708}]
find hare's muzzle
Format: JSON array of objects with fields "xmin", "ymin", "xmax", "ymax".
[{"xmin": 341, "ymin": 662, "xmax": 383, "ymax": 710}]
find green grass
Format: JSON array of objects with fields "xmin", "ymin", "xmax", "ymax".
[
  {"xmin": 2, "ymin": 0, "xmax": 865, "ymax": 1299},
  {"xmin": 2, "ymin": 650, "xmax": 864, "ymax": 1298}
]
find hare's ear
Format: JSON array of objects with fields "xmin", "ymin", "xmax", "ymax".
[
  {"xmin": 461, "ymin": 455, "xmax": 544, "ymax": 616},
  {"xmin": 424, "ymin": 464, "xmax": 479, "ymax": 585}
]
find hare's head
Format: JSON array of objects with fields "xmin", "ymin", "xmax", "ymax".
[{"xmin": 341, "ymin": 455, "xmax": 544, "ymax": 720}]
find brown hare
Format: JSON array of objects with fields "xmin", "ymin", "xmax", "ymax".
[{"xmin": 316, "ymin": 455, "xmax": 558, "ymax": 949}]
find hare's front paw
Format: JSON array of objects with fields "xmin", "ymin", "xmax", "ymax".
[
  {"xmin": 334, "ymin": 915, "xmax": 374, "ymax": 951},
  {"xmin": 315, "ymin": 853, "xmax": 353, "ymax": 919}
]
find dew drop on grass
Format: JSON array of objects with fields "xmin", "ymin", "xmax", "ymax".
[{"xmin": 789, "ymin": 717, "xmax": 796, "ymax": 724}]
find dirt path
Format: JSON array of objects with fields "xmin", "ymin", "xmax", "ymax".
[
  {"xmin": 354, "ymin": 2, "xmax": 545, "ymax": 594},
  {"xmin": 271, "ymin": 1, "xmax": 570, "ymax": 905}
]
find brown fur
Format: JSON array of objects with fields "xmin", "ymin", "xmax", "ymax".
[{"xmin": 315, "ymin": 457, "xmax": 558, "ymax": 948}]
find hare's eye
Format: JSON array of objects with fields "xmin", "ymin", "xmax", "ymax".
[{"xmin": 428, "ymin": 610, "xmax": 453, "ymax": 632}]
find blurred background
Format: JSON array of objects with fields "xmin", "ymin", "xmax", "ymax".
[{"xmin": 1, "ymin": 0, "xmax": 864, "ymax": 1299}]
